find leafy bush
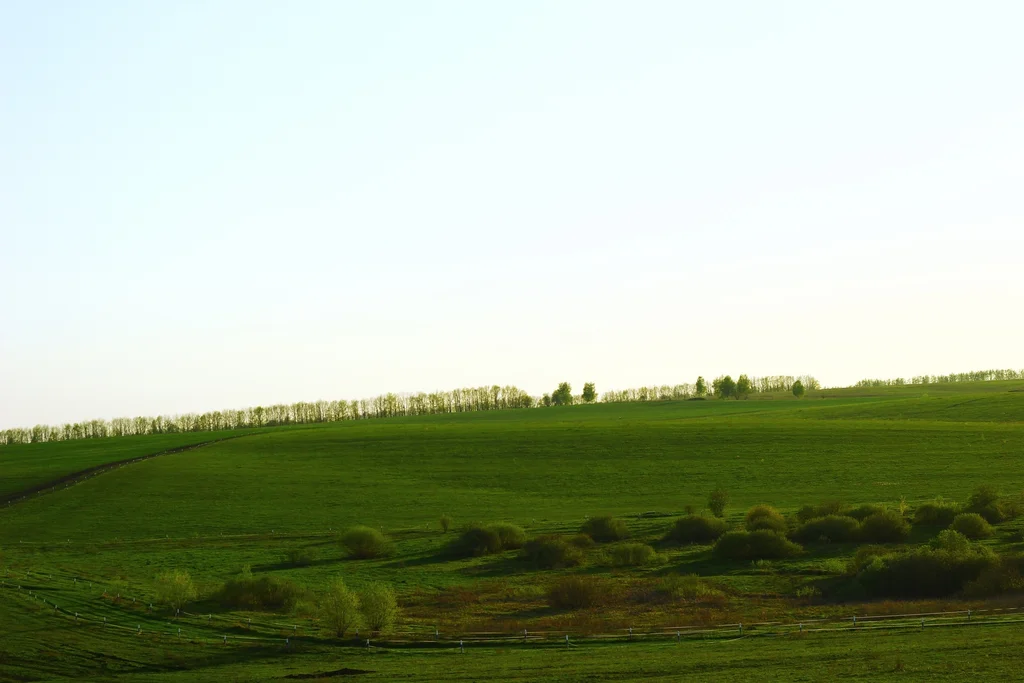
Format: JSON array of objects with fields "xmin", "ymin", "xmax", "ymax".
[
  {"xmin": 846, "ymin": 545, "xmax": 894, "ymax": 575},
  {"xmin": 858, "ymin": 509, "xmax": 910, "ymax": 543},
  {"xmin": 913, "ymin": 501, "xmax": 961, "ymax": 527},
  {"xmin": 581, "ymin": 516, "xmax": 630, "ymax": 542},
  {"xmin": 439, "ymin": 515, "xmax": 452, "ymax": 534},
  {"xmin": 320, "ymin": 578, "xmax": 361, "ymax": 636},
  {"xmin": 713, "ymin": 530, "xmax": 802, "ymax": 561},
  {"xmin": 283, "ymin": 548, "xmax": 314, "ymax": 567},
  {"xmin": 965, "ymin": 486, "xmax": 1020, "ymax": 524},
  {"xmin": 359, "ymin": 582, "xmax": 399, "ymax": 633},
  {"xmin": 490, "ymin": 523, "xmax": 527, "ymax": 550},
  {"xmin": 521, "ymin": 535, "xmax": 584, "ymax": 569},
  {"xmin": 856, "ymin": 546, "xmax": 997, "ymax": 598},
  {"xmin": 964, "ymin": 554, "xmax": 1024, "ymax": 597},
  {"xmin": 659, "ymin": 574, "xmax": 722, "ymax": 601},
  {"xmin": 708, "ymin": 488, "xmax": 728, "ymax": 518},
  {"xmin": 155, "ymin": 569, "xmax": 197, "ymax": 610},
  {"xmin": 744, "ymin": 505, "xmax": 787, "ymax": 533},
  {"xmin": 215, "ymin": 576, "xmax": 305, "ymax": 611},
  {"xmin": 341, "ymin": 526, "xmax": 392, "ymax": 559},
  {"xmin": 846, "ymin": 504, "xmax": 887, "ymax": 521},
  {"xmin": 950, "ymin": 513, "xmax": 995, "ymax": 540},
  {"xmin": 607, "ymin": 543, "xmax": 657, "ymax": 567},
  {"xmin": 568, "ymin": 534, "xmax": 596, "ymax": 549},
  {"xmin": 447, "ymin": 525, "xmax": 503, "ymax": 558},
  {"xmin": 547, "ymin": 576, "xmax": 602, "ymax": 609},
  {"xmin": 664, "ymin": 515, "xmax": 728, "ymax": 544},
  {"xmin": 932, "ymin": 529, "xmax": 971, "ymax": 553},
  {"xmin": 791, "ymin": 515, "xmax": 860, "ymax": 544},
  {"xmin": 795, "ymin": 501, "xmax": 847, "ymax": 523}
]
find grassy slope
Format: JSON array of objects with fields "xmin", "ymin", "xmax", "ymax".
[{"xmin": 3, "ymin": 383, "xmax": 1024, "ymax": 681}]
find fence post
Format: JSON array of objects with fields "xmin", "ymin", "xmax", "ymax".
[
  {"xmin": 676, "ymin": 631, "xmax": 680, "ymax": 642},
  {"xmin": 565, "ymin": 635, "xmax": 570, "ymax": 648},
  {"xmin": 459, "ymin": 639, "xmax": 464, "ymax": 653},
  {"xmin": 738, "ymin": 623, "xmax": 743, "ymax": 635}
]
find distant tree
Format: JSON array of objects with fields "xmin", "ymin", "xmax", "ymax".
[
  {"xmin": 359, "ymin": 582, "xmax": 399, "ymax": 633},
  {"xmin": 792, "ymin": 380, "xmax": 805, "ymax": 398},
  {"xmin": 551, "ymin": 382, "xmax": 573, "ymax": 406},
  {"xmin": 155, "ymin": 570, "xmax": 197, "ymax": 611},
  {"xmin": 581, "ymin": 382, "xmax": 597, "ymax": 403},
  {"xmin": 695, "ymin": 376, "xmax": 707, "ymax": 397},
  {"xmin": 542, "ymin": 394, "xmax": 552, "ymax": 407},
  {"xmin": 735, "ymin": 375, "xmax": 752, "ymax": 399},
  {"xmin": 712, "ymin": 376, "xmax": 735, "ymax": 399},
  {"xmin": 708, "ymin": 488, "xmax": 728, "ymax": 518}
]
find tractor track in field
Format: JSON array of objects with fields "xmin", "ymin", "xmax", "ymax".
[{"xmin": 1, "ymin": 436, "xmax": 243, "ymax": 508}]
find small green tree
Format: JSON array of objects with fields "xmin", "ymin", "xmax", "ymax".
[
  {"xmin": 695, "ymin": 376, "xmax": 707, "ymax": 397},
  {"xmin": 712, "ymin": 376, "xmax": 735, "ymax": 399},
  {"xmin": 541, "ymin": 394, "xmax": 552, "ymax": 407},
  {"xmin": 735, "ymin": 375, "xmax": 752, "ymax": 399},
  {"xmin": 551, "ymin": 382, "xmax": 573, "ymax": 406},
  {"xmin": 360, "ymin": 582, "xmax": 399, "ymax": 633},
  {"xmin": 792, "ymin": 380, "xmax": 805, "ymax": 398},
  {"xmin": 321, "ymin": 578, "xmax": 361, "ymax": 637},
  {"xmin": 581, "ymin": 382, "xmax": 597, "ymax": 403},
  {"xmin": 708, "ymin": 488, "xmax": 728, "ymax": 518},
  {"xmin": 155, "ymin": 569, "xmax": 197, "ymax": 610}
]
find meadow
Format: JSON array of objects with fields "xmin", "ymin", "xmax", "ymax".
[{"xmin": 2, "ymin": 380, "xmax": 1024, "ymax": 681}]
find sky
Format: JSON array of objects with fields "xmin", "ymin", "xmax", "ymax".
[{"xmin": 1, "ymin": 1, "xmax": 1023, "ymax": 428}]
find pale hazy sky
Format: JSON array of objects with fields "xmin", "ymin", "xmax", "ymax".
[{"xmin": 2, "ymin": 1, "xmax": 1022, "ymax": 428}]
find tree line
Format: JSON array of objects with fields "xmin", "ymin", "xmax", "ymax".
[
  {"xmin": 854, "ymin": 368, "xmax": 1024, "ymax": 388},
  {"xmin": 601, "ymin": 375, "xmax": 821, "ymax": 403}
]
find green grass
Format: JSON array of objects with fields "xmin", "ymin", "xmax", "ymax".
[{"xmin": 2, "ymin": 383, "xmax": 1024, "ymax": 680}]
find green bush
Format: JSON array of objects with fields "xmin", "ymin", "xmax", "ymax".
[
  {"xmin": 215, "ymin": 576, "xmax": 306, "ymax": 611},
  {"xmin": 932, "ymin": 529, "xmax": 971, "ymax": 553},
  {"xmin": 607, "ymin": 543, "xmax": 657, "ymax": 567},
  {"xmin": 359, "ymin": 582, "xmax": 399, "ymax": 634},
  {"xmin": 659, "ymin": 574, "xmax": 722, "ymax": 601},
  {"xmin": 856, "ymin": 546, "xmax": 997, "ymax": 598},
  {"xmin": 447, "ymin": 525, "xmax": 503, "ymax": 558},
  {"xmin": 950, "ymin": 513, "xmax": 995, "ymax": 540},
  {"xmin": 341, "ymin": 526, "xmax": 392, "ymax": 559},
  {"xmin": 795, "ymin": 501, "xmax": 847, "ymax": 523},
  {"xmin": 568, "ymin": 534, "xmax": 596, "ymax": 549},
  {"xmin": 965, "ymin": 486, "xmax": 1019, "ymax": 524},
  {"xmin": 913, "ymin": 501, "xmax": 960, "ymax": 527},
  {"xmin": 283, "ymin": 548, "xmax": 314, "ymax": 567},
  {"xmin": 964, "ymin": 554, "xmax": 1024, "ymax": 597},
  {"xmin": 521, "ymin": 535, "xmax": 584, "ymax": 569},
  {"xmin": 490, "ymin": 523, "xmax": 527, "ymax": 550},
  {"xmin": 320, "ymin": 578, "xmax": 361, "ymax": 637},
  {"xmin": 713, "ymin": 530, "xmax": 802, "ymax": 561},
  {"xmin": 791, "ymin": 515, "xmax": 860, "ymax": 544},
  {"xmin": 847, "ymin": 545, "xmax": 893, "ymax": 575},
  {"xmin": 858, "ymin": 509, "xmax": 910, "ymax": 543},
  {"xmin": 155, "ymin": 569, "xmax": 197, "ymax": 610},
  {"xmin": 664, "ymin": 515, "xmax": 728, "ymax": 544},
  {"xmin": 439, "ymin": 515, "xmax": 452, "ymax": 533},
  {"xmin": 581, "ymin": 516, "xmax": 630, "ymax": 542},
  {"xmin": 708, "ymin": 488, "xmax": 728, "ymax": 518},
  {"xmin": 547, "ymin": 576, "xmax": 602, "ymax": 609},
  {"xmin": 744, "ymin": 505, "xmax": 787, "ymax": 533},
  {"xmin": 846, "ymin": 504, "xmax": 887, "ymax": 521}
]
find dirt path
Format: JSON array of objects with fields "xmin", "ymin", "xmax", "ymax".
[{"xmin": 1, "ymin": 437, "xmax": 241, "ymax": 508}]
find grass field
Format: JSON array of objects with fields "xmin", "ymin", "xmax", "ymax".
[{"xmin": 2, "ymin": 381, "xmax": 1024, "ymax": 680}]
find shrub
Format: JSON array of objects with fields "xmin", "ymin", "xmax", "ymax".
[
  {"xmin": 341, "ymin": 526, "xmax": 392, "ymax": 559},
  {"xmin": 665, "ymin": 515, "xmax": 728, "ymax": 544},
  {"xmin": 608, "ymin": 543, "xmax": 657, "ymax": 567},
  {"xmin": 490, "ymin": 523, "xmax": 527, "ymax": 550},
  {"xmin": 964, "ymin": 554, "xmax": 1024, "ymax": 597},
  {"xmin": 846, "ymin": 504, "xmax": 887, "ymax": 521},
  {"xmin": 320, "ymin": 578, "xmax": 361, "ymax": 637},
  {"xmin": 791, "ymin": 515, "xmax": 860, "ymax": 544},
  {"xmin": 659, "ymin": 574, "xmax": 722, "ymax": 601},
  {"xmin": 547, "ymin": 576, "xmax": 602, "ymax": 609},
  {"xmin": 216, "ymin": 576, "xmax": 305, "ymax": 611},
  {"xmin": 713, "ymin": 530, "xmax": 802, "ymax": 561},
  {"xmin": 359, "ymin": 582, "xmax": 399, "ymax": 633},
  {"xmin": 155, "ymin": 569, "xmax": 197, "ymax": 610},
  {"xmin": 965, "ymin": 486, "xmax": 1018, "ymax": 524},
  {"xmin": 708, "ymin": 488, "xmax": 728, "ymax": 518},
  {"xmin": 856, "ymin": 546, "xmax": 997, "ymax": 598},
  {"xmin": 581, "ymin": 516, "xmax": 630, "ymax": 542},
  {"xmin": 795, "ymin": 501, "xmax": 847, "ymax": 523},
  {"xmin": 744, "ymin": 505, "xmax": 787, "ymax": 533},
  {"xmin": 950, "ymin": 513, "xmax": 995, "ymax": 540},
  {"xmin": 447, "ymin": 525, "xmax": 502, "ymax": 558},
  {"xmin": 932, "ymin": 529, "xmax": 971, "ymax": 553},
  {"xmin": 521, "ymin": 535, "xmax": 584, "ymax": 569},
  {"xmin": 913, "ymin": 501, "xmax": 960, "ymax": 527},
  {"xmin": 569, "ymin": 534, "xmax": 596, "ymax": 549},
  {"xmin": 283, "ymin": 548, "xmax": 314, "ymax": 567},
  {"xmin": 858, "ymin": 510, "xmax": 910, "ymax": 543},
  {"xmin": 439, "ymin": 515, "xmax": 452, "ymax": 534},
  {"xmin": 847, "ymin": 545, "xmax": 894, "ymax": 575}
]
